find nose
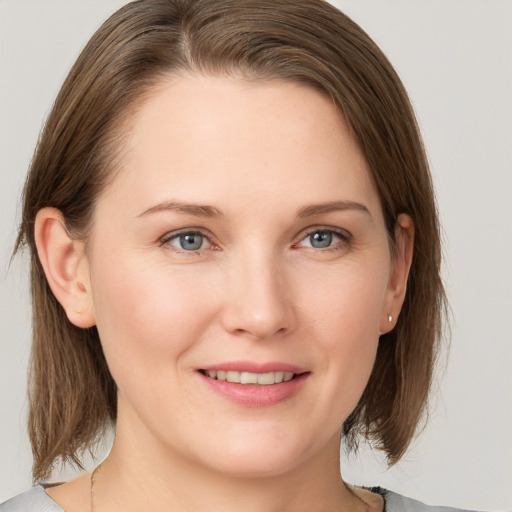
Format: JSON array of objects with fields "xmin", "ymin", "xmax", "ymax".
[{"xmin": 220, "ymin": 252, "xmax": 296, "ymax": 340}]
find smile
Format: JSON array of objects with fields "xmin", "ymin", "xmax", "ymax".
[
  {"xmin": 198, "ymin": 363, "xmax": 310, "ymax": 406},
  {"xmin": 202, "ymin": 370, "xmax": 295, "ymax": 385}
]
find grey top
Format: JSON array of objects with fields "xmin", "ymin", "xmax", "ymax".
[
  {"xmin": 0, "ymin": 487, "xmax": 64, "ymax": 512},
  {"xmin": 0, "ymin": 485, "xmax": 482, "ymax": 512}
]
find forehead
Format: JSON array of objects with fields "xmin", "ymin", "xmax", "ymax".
[{"xmin": 98, "ymin": 74, "xmax": 381, "ymax": 219}]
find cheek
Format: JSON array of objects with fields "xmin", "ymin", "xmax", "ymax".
[
  {"xmin": 300, "ymin": 258, "xmax": 389, "ymax": 415},
  {"xmin": 88, "ymin": 253, "xmax": 218, "ymax": 386},
  {"xmin": 302, "ymin": 256, "xmax": 389, "ymax": 341}
]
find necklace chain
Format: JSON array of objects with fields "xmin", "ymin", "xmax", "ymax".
[{"xmin": 90, "ymin": 464, "xmax": 101, "ymax": 512}]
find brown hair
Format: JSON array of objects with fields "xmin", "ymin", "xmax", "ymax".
[{"xmin": 15, "ymin": 0, "xmax": 446, "ymax": 481}]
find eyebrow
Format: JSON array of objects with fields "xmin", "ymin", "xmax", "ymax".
[
  {"xmin": 137, "ymin": 201, "xmax": 223, "ymax": 219},
  {"xmin": 137, "ymin": 199, "xmax": 371, "ymax": 220},
  {"xmin": 296, "ymin": 200, "xmax": 372, "ymax": 218}
]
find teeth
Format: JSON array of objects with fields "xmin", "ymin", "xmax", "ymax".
[
  {"xmin": 204, "ymin": 370, "xmax": 296, "ymax": 385},
  {"xmin": 226, "ymin": 371, "xmax": 240, "ymax": 383},
  {"xmin": 257, "ymin": 372, "xmax": 275, "ymax": 385},
  {"xmin": 241, "ymin": 372, "xmax": 258, "ymax": 384}
]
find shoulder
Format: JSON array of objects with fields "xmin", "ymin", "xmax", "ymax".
[
  {"xmin": 0, "ymin": 486, "xmax": 64, "ymax": 512},
  {"xmin": 379, "ymin": 488, "xmax": 484, "ymax": 512}
]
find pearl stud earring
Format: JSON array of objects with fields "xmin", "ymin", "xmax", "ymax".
[{"xmin": 388, "ymin": 315, "xmax": 393, "ymax": 323}]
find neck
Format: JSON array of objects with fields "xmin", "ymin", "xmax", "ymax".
[{"xmin": 95, "ymin": 427, "xmax": 370, "ymax": 512}]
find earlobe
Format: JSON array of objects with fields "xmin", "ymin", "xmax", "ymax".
[
  {"xmin": 379, "ymin": 213, "xmax": 414, "ymax": 335},
  {"xmin": 34, "ymin": 207, "xmax": 95, "ymax": 328}
]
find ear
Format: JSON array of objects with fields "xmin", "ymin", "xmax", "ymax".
[
  {"xmin": 379, "ymin": 213, "xmax": 414, "ymax": 335},
  {"xmin": 34, "ymin": 207, "xmax": 95, "ymax": 328}
]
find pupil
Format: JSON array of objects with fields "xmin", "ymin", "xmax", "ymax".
[
  {"xmin": 181, "ymin": 233, "xmax": 202, "ymax": 250},
  {"xmin": 311, "ymin": 231, "xmax": 332, "ymax": 248}
]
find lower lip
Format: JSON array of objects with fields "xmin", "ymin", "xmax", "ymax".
[{"xmin": 198, "ymin": 372, "xmax": 310, "ymax": 407}]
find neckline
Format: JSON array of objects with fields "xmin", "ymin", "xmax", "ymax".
[
  {"xmin": 40, "ymin": 483, "xmax": 67, "ymax": 511},
  {"xmin": 369, "ymin": 487, "xmax": 388, "ymax": 512},
  {"xmin": 37, "ymin": 483, "xmax": 388, "ymax": 512}
]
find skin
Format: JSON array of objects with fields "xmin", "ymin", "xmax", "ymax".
[{"xmin": 36, "ymin": 75, "xmax": 413, "ymax": 512}]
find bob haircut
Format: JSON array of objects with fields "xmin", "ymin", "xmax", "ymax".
[{"xmin": 15, "ymin": 0, "xmax": 446, "ymax": 481}]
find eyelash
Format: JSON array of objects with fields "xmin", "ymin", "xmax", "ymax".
[
  {"xmin": 159, "ymin": 226, "xmax": 351, "ymax": 255},
  {"xmin": 160, "ymin": 229, "xmax": 217, "ymax": 255},
  {"xmin": 294, "ymin": 227, "xmax": 351, "ymax": 252}
]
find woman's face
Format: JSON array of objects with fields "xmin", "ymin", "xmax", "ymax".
[{"xmin": 81, "ymin": 76, "xmax": 408, "ymax": 476}]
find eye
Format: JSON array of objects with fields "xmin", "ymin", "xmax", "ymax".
[
  {"xmin": 164, "ymin": 231, "xmax": 210, "ymax": 251},
  {"xmin": 297, "ymin": 229, "xmax": 348, "ymax": 249}
]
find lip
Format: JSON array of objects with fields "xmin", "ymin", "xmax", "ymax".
[
  {"xmin": 197, "ymin": 361, "xmax": 310, "ymax": 407},
  {"xmin": 200, "ymin": 361, "xmax": 308, "ymax": 374}
]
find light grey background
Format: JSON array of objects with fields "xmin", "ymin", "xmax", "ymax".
[{"xmin": 1, "ymin": 1, "xmax": 511, "ymax": 510}]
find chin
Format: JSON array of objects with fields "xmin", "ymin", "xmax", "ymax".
[
  {"xmin": 189, "ymin": 429, "xmax": 319, "ymax": 479},
  {"xmin": 205, "ymin": 453, "xmax": 304, "ymax": 479}
]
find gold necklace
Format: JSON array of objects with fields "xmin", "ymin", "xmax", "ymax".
[{"xmin": 90, "ymin": 464, "xmax": 102, "ymax": 512}]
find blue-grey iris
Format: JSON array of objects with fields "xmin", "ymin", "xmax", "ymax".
[
  {"xmin": 310, "ymin": 231, "xmax": 332, "ymax": 248},
  {"xmin": 180, "ymin": 233, "xmax": 203, "ymax": 250}
]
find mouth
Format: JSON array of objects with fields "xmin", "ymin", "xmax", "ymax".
[
  {"xmin": 197, "ymin": 363, "xmax": 310, "ymax": 406},
  {"xmin": 200, "ymin": 369, "xmax": 299, "ymax": 385}
]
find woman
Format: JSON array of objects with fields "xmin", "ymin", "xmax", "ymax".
[{"xmin": 0, "ymin": 0, "xmax": 481, "ymax": 511}]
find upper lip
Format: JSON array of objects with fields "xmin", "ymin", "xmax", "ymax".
[{"xmin": 199, "ymin": 361, "xmax": 309, "ymax": 374}]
